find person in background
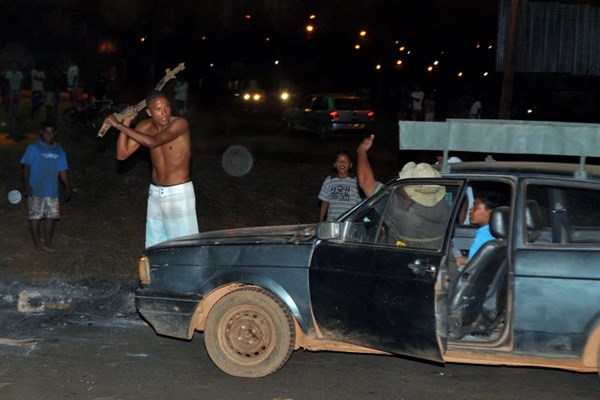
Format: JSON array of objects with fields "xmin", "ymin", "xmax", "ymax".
[
  {"xmin": 469, "ymin": 97, "xmax": 482, "ymax": 119},
  {"xmin": 318, "ymin": 148, "xmax": 361, "ymax": 221},
  {"xmin": 410, "ymin": 84, "xmax": 425, "ymax": 121},
  {"xmin": 424, "ymin": 92, "xmax": 436, "ymax": 121},
  {"xmin": 30, "ymin": 63, "xmax": 46, "ymax": 119},
  {"xmin": 66, "ymin": 60, "xmax": 79, "ymax": 106},
  {"xmin": 21, "ymin": 120, "xmax": 71, "ymax": 252},
  {"xmin": 173, "ymin": 76, "xmax": 189, "ymax": 116},
  {"xmin": 44, "ymin": 64, "xmax": 60, "ymax": 120},
  {"xmin": 4, "ymin": 62, "xmax": 23, "ymax": 119}
]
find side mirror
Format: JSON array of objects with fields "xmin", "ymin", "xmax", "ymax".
[{"xmin": 317, "ymin": 221, "xmax": 348, "ymax": 240}]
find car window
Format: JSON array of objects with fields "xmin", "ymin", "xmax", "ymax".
[
  {"xmin": 525, "ymin": 183, "xmax": 600, "ymax": 245},
  {"xmin": 302, "ymin": 96, "xmax": 314, "ymax": 109},
  {"xmin": 344, "ymin": 182, "xmax": 460, "ymax": 251},
  {"xmin": 318, "ymin": 97, "xmax": 328, "ymax": 110},
  {"xmin": 333, "ymin": 98, "xmax": 370, "ymax": 110}
]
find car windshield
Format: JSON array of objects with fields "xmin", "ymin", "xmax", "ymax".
[{"xmin": 333, "ymin": 98, "xmax": 370, "ymax": 110}]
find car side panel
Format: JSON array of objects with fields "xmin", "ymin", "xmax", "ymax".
[
  {"xmin": 513, "ymin": 249, "xmax": 600, "ymax": 356},
  {"xmin": 137, "ymin": 243, "xmax": 316, "ymax": 337}
]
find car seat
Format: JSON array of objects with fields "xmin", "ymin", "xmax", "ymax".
[{"xmin": 448, "ymin": 206, "xmax": 510, "ymax": 339}]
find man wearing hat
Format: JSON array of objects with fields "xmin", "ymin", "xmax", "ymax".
[{"xmin": 357, "ymin": 134, "xmax": 451, "ymax": 249}]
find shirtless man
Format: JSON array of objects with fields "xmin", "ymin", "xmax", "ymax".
[{"xmin": 105, "ymin": 90, "xmax": 199, "ymax": 248}]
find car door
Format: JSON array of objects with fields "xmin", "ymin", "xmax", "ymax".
[
  {"xmin": 310, "ymin": 180, "xmax": 464, "ymax": 361},
  {"xmin": 513, "ymin": 180, "xmax": 600, "ymax": 357}
]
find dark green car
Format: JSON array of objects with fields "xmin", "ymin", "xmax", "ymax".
[
  {"xmin": 135, "ymin": 120, "xmax": 600, "ymax": 378},
  {"xmin": 283, "ymin": 93, "xmax": 374, "ymax": 139}
]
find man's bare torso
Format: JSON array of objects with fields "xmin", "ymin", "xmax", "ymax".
[{"xmin": 137, "ymin": 117, "xmax": 191, "ymax": 186}]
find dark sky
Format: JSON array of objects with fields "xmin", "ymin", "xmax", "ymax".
[{"xmin": 0, "ymin": 0, "xmax": 499, "ymax": 94}]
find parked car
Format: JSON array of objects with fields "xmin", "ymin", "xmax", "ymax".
[
  {"xmin": 282, "ymin": 93, "xmax": 374, "ymax": 139},
  {"xmin": 134, "ymin": 120, "xmax": 600, "ymax": 378}
]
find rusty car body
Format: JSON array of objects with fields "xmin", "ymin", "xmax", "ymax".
[{"xmin": 135, "ymin": 119, "xmax": 600, "ymax": 377}]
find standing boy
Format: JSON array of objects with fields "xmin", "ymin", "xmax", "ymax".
[
  {"xmin": 21, "ymin": 120, "xmax": 71, "ymax": 251},
  {"xmin": 318, "ymin": 149, "xmax": 361, "ymax": 221}
]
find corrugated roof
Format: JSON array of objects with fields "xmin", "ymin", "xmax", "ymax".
[{"xmin": 497, "ymin": 0, "xmax": 600, "ymax": 75}]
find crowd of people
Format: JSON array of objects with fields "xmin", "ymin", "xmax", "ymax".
[
  {"xmin": 10, "ymin": 65, "xmax": 491, "ymax": 264},
  {"xmin": 0, "ymin": 61, "xmax": 126, "ymax": 124},
  {"xmin": 394, "ymin": 83, "xmax": 483, "ymax": 121}
]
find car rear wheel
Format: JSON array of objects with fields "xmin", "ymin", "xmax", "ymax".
[{"xmin": 204, "ymin": 287, "xmax": 295, "ymax": 377}]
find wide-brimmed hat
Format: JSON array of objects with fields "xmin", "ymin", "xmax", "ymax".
[{"xmin": 399, "ymin": 162, "xmax": 446, "ymax": 207}]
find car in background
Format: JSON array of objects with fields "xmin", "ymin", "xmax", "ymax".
[
  {"xmin": 235, "ymin": 89, "xmax": 292, "ymax": 111},
  {"xmin": 134, "ymin": 120, "xmax": 600, "ymax": 378},
  {"xmin": 283, "ymin": 93, "xmax": 374, "ymax": 139}
]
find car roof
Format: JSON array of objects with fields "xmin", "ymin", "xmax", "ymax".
[
  {"xmin": 306, "ymin": 93, "xmax": 360, "ymax": 98},
  {"xmin": 440, "ymin": 161, "xmax": 600, "ymax": 181}
]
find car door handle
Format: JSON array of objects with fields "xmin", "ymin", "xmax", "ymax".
[{"xmin": 408, "ymin": 259, "xmax": 435, "ymax": 275}]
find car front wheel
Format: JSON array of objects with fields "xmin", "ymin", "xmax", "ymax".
[{"xmin": 204, "ymin": 287, "xmax": 295, "ymax": 377}]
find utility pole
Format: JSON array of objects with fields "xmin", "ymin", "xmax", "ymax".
[{"xmin": 498, "ymin": 0, "xmax": 521, "ymax": 119}]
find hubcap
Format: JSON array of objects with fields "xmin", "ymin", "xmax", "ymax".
[{"xmin": 221, "ymin": 306, "xmax": 275, "ymax": 363}]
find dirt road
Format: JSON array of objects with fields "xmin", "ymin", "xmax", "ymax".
[{"xmin": 1, "ymin": 316, "xmax": 597, "ymax": 400}]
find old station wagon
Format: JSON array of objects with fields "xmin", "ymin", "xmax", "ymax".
[{"xmin": 135, "ymin": 119, "xmax": 600, "ymax": 378}]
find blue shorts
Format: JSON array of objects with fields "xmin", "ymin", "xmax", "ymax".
[{"xmin": 146, "ymin": 181, "xmax": 199, "ymax": 248}]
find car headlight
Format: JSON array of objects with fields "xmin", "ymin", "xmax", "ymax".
[{"xmin": 138, "ymin": 256, "xmax": 151, "ymax": 285}]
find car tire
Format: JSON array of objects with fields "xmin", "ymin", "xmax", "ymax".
[{"xmin": 204, "ymin": 287, "xmax": 295, "ymax": 377}]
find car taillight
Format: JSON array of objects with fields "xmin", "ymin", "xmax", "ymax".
[
  {"xmin": 368, "ymin": 111, "xmax": 375, "ymax": 120},
  {"xmin": 330, "ymin": 111, "xmax": 339, "ymax": 121}
]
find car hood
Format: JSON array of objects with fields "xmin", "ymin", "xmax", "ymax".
[{"xmin": 149, "ymin": 223, "xmax": 318, "ymax": 248}]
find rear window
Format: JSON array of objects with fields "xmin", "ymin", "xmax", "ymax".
[
  {"xmin": 525, "ymin": 183, "xmax": 600, "ymax": 245},
  {"xmin": 332, "ymin": 98, "xmax": 371, "ymax": 110}
]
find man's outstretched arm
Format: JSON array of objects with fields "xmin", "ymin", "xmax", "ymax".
[{"xmin": 357, "ymin": 134, "xmax": 377, "ymax": 197}]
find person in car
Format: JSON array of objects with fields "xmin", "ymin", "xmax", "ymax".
[
  {"xmin": 455, "ymin": 190, "xmax": 502, "ymax": 267},
  {"xmin": 357, "ymin": 134, "xmax": 451, "ymax": 249}
]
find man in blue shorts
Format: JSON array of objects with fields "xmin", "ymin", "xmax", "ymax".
[
  {"xmin": 21, "ymin": 120, "xmax": 71, "ymax": 251},
  {"xmin": 104, "ymin": 90, "xmax": 199, "ymax": 248}
]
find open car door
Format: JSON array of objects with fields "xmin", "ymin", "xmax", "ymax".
[{"xmin": 310, "ymin": 180, "xmax": 464, "ymax": 361}]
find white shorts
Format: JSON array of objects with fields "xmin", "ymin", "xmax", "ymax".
[{"xmin": 146, "ymin": 181, "xmax": 199, "ymax": 248}]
